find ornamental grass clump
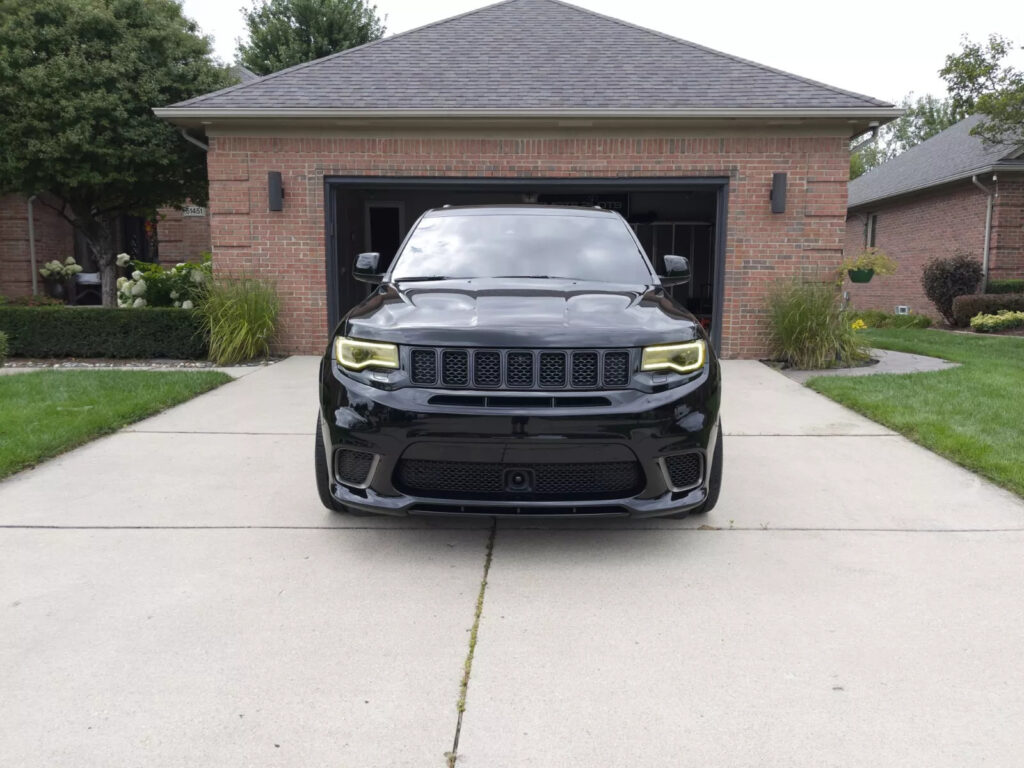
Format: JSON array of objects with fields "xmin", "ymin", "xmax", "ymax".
[
  {"xmin": 0, "ymin": 330, "xmax": 8, "ymax": 367},
  {"xmin": 767, "ymin": 280, "xmax": 869, "ymax": 370},
  {"xmin": 197, "ymin": 277, "xmax": 279, "ymax": 365}
]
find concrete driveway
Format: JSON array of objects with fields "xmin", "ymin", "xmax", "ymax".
[{"xmin": 3, "ymin": 357, "xmax": 1023, "ymax": 767}]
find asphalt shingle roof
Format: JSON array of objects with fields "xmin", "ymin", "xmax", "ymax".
[
  {"xmin": 849, "ymin": 115, "xmax": 1024, "ymax": 208},
  {"xmin": 169, "ymin": 0, "xmax": 891, "ymax": 113}
]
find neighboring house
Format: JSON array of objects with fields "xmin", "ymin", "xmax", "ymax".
[
  {"xmin": 846, "ymin": 115, "xmax": 1024, "ymax": 318},
  {"xmin": 155, "ymin": 0, "xmax": 896, "ymax": 358},
  {"xmin": 0, "ymin": 66, "xmax": 261, "ymax": 301}
]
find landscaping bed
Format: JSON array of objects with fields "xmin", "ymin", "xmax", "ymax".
[
  {"xmin": 0, "ymin": 370, "xmax": 230, "ymax": 480},
  {"xmin": 807, "ymin": 329, "xmax": 1024, "ymax": 498}
]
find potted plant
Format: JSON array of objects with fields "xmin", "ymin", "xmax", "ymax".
[
  {"xmin": 839, "ymin": 247, "xmax": 897, "ymax": 284},
  {"xmin": 38, "ymin": 257, "xmax": 84, "ymax": 301}
]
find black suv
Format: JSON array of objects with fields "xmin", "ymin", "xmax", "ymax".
[{"xmin": 316, "ymin": 205, "xmax": 722, "ymax": 518}]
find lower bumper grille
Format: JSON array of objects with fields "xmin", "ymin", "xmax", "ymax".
[
  {"xmin": 335, "ymin": 448, "xmax": 376, "ymax": 488},
  {"xmin": 394, "ymin": 458, "xmax": 643, "ymax": 500},
  {"xmin": 662, "ymin": 452, "xmax": 703, "ymax": 491}
]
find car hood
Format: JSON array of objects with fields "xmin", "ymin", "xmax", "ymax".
[{"xmin": 342, "ymin": 278, "xmax": 701, "ymax": 347}]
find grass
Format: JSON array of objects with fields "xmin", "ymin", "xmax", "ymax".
[
  {"xmin": 0, "ymin": 370, "xmax": 230, "ymax": 480},
  {"xmin": 807, "ymin": 328, "xmax": 1024, "ymax": 498}
]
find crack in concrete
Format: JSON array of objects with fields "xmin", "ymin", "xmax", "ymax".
[{"xmin": 446, "ymin": 521, "xmax": 496, "ymax": 767}]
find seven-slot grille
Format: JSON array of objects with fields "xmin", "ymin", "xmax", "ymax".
[{"xmin": 409, "ymin": 348, "xmax": 633, "ymax": 390}]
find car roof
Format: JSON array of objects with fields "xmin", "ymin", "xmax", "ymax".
[{"xmin": 421, "ymin": 204, "xmax": 620, "ymax": 217}]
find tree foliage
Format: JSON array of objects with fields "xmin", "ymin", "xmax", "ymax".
[
  {"xmin": 850, "ymin": 93, "xmax": 959, "ymax": 179},
  {"xmin": 0, "ymin": 0, "xmax": 233, "ymax": 305},
  {"xmin": 940, "ymin": 34, "xmax": 1024, "ymax": 147},
  {"xmin": 237, "ymin": 0, "xmax": 386, "ymax": 76}
]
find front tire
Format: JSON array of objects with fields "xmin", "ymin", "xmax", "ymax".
[{"xmin": 315, "ymin": 416, "xmax": 369, "ymax": 515}]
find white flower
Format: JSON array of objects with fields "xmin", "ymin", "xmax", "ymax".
[
  {"xmin": 190, "ymin": 269, "xmax": 205, "ymax": 285},
  {"xmin": 181, "ymin": 300, "xmax": 194, "ymax": 310},
  {"xmin": 64, "ymin": 257, "xmax": 76, "ymax": 266},
  {"xmin": 131, "ymin": 270, "xmax": 143, "ymax": 280},
  {"xmin": 173, "ymin": 301, "xmax": 181, "ymax": 308},
  {"xmin": 132, "ymin": 297, "xmax": 147, "ymax": 308},
  {"xmin": 116, "ymin": 276, "xmax": 127, "ymax": 289},
  {"xmin": 115, "ymin": 253, "xmax": 131, "ymax": 267},
  {"xmin": 175, "ymin": 263, "xmax": 185, "ymax": 269},
  {"xmin": 131, "ymin": 279, "xmax": 147, "ymax": 296},
  {"xmin": 170, "ymin": 290, "xmax": 179, "ymax": 300}
]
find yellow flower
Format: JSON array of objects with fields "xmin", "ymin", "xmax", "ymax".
[{"xmin": 851, "ymin": 319, "xmax": 867, "ymax": 331}]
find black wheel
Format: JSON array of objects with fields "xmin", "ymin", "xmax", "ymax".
[
  {"xmin": 667, "ymin": 421, "xmax": 723, "ymax": 518},
  {"xmin": 315, "ymin": 416, "xmax": 370, "ymax": 515}
]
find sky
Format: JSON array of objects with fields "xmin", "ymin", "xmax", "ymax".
[{"xmin": 181, "ymin": 0, "xmax": 1024, "ymax": 105}]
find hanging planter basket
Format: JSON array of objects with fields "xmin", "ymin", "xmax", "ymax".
[{"xmin": 847, "ymin": 268, "xmax": 875, "ymax": 284}]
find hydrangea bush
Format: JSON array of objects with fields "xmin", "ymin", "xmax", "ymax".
[
  {"xmin": 39, "ymin": 257, "xmax": 83, "ymax": 281},
  {"xmin": 117, "ymin": 254, "xmax": 212, "ymax": 309}
]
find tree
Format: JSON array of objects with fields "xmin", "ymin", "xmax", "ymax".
[
  {"xmin": 237, "ymin": 0, "xmax": 386, "ymax": 76},
  {"xmin": 940, "ymin": 34, "xmax": 1024, "ymax": 147},
  {"xmin": 0, "ymin": 0, "xmax": 233, "ymax": 306},
  {"xmin": 850, "ymin": 93, "xmax": 959, "ymax": 179}
]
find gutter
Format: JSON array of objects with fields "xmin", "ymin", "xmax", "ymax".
[
  {"xmin": 153, "ymin": 106, "xmax": 903, "ymax": 121},
  {"xmin": 27, "ymin": 196, "xmax": 38, "ymax": 296},
  {"xmin": 971, "ymin": 174, "xmax": 996, "ymax": 284}
]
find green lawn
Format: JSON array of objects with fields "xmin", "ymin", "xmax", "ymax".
[
  {"xmin": 807, "ymin": 329, "xmax": 1024, "ymax": 498},
  {"xmin": 0, "ymin": 370, "xmax": 230, "ymax": 480}
]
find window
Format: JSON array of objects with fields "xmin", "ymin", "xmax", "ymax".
[{"xmin": 865, "ymin": 214, "xmax": 878, "ymax": 248}]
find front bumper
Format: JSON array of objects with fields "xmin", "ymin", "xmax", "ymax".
[{"xmin": 318, "ymin": 357, "xmax": 721, "ymax": 518}]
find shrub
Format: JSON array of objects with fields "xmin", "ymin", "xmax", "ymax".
[
  {"xmin": 952, "ymin": 293, "xmax": 1024, "ymax": 327},
  {"xmin": 117, "ymin": 255, "xmax": 212, "ymax": 309},
  {"xmin": 197, "ymin": 277, "xmax": 279, "ymax": 364},
  {"xmin": 970, "ymin": 310, "xmax": 1024, "ymax": 333},
  {"xmin": 0, "ymin": 330, "xmax": 7, "ymax": 367},
  {"xmin": 0, "ymin": 294, "xmax": 64, "ymax": 307},
  {"xmin": 767, "ymin": 281, "xmax": 869, "ymax": 369},
  {"xmin": 921, "ymin": 253, "xmax": 984, "ymax": 325},
  {"xmin": 850, "ymin": 309, "xmax": 931, "ymax": 329},
  {"xmin": 987, "ymin": 279, "xmax": 1024, "ymax": 295},
  {"xmin": 0, "ymin": 307, "xmax": 207, "ymax": 358}
]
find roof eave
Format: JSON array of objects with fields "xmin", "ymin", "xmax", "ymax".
[
  {"xmin": 848, "ymin": 162, "xmax": 1024, "ymax": 210},
  {"xmin": 155, "ymin": 106, "xmax": 901, "ymax": 123}
]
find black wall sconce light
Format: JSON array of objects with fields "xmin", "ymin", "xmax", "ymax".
[
  {"xmin": 770, "ymin": 172, "xmax": 787, "ymax": 214},
  {"xmin": 268, "ymin": 171, "xmax": 284, "ymax": 211}
]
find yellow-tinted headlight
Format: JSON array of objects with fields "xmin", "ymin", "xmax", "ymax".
[
  {"xmin": 335, "ymin": 337, "xmax": 400, "ymax": 371},
  {"xmin": 641, "ymin": 340, "xmax": 706, "ymax": 374}
]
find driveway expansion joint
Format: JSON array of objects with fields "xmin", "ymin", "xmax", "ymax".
[{"xmin": 447, "ymin": 521, "xmax": 496, "ymax": 767}]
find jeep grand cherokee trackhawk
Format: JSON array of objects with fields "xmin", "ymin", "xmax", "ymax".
[{"xmin": 316, "ymin": 205, "xmax": 722, "ymax": 518}]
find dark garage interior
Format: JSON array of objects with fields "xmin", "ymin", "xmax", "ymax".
[{"xmin": 326, "ymin": 179, "xmax": 726, "ymax": 349}]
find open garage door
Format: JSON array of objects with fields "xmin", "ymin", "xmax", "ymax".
[{"xmin": 325, "ymin": 178, "xmax": 728, "ymax": 351}]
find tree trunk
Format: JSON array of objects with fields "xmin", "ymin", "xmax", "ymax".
[{"xmin": 78, "ymin": 217, "xmax": 118, "ymax": 307}]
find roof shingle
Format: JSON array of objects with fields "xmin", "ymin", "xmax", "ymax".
[
  {"xmin": 848, "ymin": 115, "xmax": 1024, "ymax": 208},
  {"xmin": 169, "ymin": 0, "xmax": 892, "ymax": 113}
]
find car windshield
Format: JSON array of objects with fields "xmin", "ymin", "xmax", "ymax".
[{"xmin": 389, "ymin": 211, "xmax": 653, "ymax": 284}]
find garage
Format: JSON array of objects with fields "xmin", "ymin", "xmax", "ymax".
[
  {"xmin": 327, "ymin": 178, "xmax": 727, "ymax": 348},
  {"xmin": 155, "ymin": 0, "xmax": 896, "ymax": 357}
]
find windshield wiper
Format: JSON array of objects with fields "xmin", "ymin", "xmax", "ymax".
[{"xmin": 393, "ymin": 275, "xmax": 464, "ymax": 283}]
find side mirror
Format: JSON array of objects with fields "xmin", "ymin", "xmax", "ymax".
[
  {"xmin": 659, "ymin": 254, "xmax": 690, "ymax": 286},
  {"xmin": 354, "ymin": 252, "xmax": 383, "ymax": 284}
]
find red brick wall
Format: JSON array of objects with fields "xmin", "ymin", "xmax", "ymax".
[
  {"xmin": 844, "ymin": 182, "xmax": 989, "ymax": 320},
  {"xmin": 0, "ymin": 195, "xmax": 74, "ymax": 298},
  {"xmin": 156, "ymin": 206, "xmax": 211, "ymax": 267},
  {"xmin": 991, "ymin": 178, "xmax": 1024, "ymax": 280},
  {"xmin": 205, "ymin": 133, "xmax": 851, "ymax": 357}
]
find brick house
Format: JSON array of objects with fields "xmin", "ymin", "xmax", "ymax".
[
  {"xmin": 846, "ymin": 115, "xmax": 1024, "ymax": 319},
  {"xmin": 156, "ymin": 0, "xmax": 896, "ymax": 357}
]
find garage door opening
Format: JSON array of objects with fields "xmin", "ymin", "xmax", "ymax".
[{"xmin": 325, "ymin": 178, "xmax": 728, "ymax": 350}]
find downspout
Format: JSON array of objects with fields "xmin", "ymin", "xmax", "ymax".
[
  {"xmin": 850, "ymin": 123, "xmax": 880, "ymax": 154},
  {"xmin": 971, "ymin": 174, "xmax": 996, "ymax": 285},
  {"xmin": 180, "ymin": 128, "xmax": 209, "ymax": 152},
  {"xmin": 27, "ymin": 195, "xmax": 38, "ymax": 295}
]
